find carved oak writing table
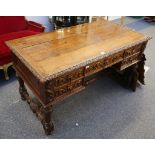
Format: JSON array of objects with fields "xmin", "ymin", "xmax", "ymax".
[{"xmin": 6, "ymin": 19, "xmax": 151, "ymax": 135}]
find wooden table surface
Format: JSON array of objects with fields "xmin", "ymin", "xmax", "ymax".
[{"xmin": 6, "ymin": 19, "xmax": 149, "ymax": 82}]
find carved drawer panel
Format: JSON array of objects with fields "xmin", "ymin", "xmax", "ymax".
[
  {"xmin": 46, "ymin": 79, "xmax": 84, "ymax": 102},
  {"xmin": 54, "ymin": 79, "xmax": 83, "ymax": 98},
  {"xmin": 85, "ymin": 51, "xmax": 123, "ymax": 75},
  {"xmin": 123, "ymin": 43, "xmax": 143, "ymax": 58},
  {"xmin": 53, "ymin": 67, "xmax": 84, "ymax": 87},
  {"xmin": 120, "ymin": 53, "xmax": 142, "ymax": 70}
]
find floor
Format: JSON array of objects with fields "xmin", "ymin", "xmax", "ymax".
[{"xmin": 0, "ymin": 17, "xmax": 155, "ymax": 139}]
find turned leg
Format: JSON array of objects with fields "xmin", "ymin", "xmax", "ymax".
[
  {"xmin": 3, "ymin": 65, "xmax": 9, "ymax": 80},
  {"xmin": 130, "ymin": 64, "xmax": 139, "ymax": 92},
  {"xmin": 138, "ymin": 54, "xmax": 146, "ymax": 85},
  {"xmin": 16, "ymin": 74, "xmax": 54, "ymax": 135},
  {"xmin": 16, "ymin": 75, "xmax": 29, "ymax": 100},
  {"xmin": 41, "ymin": 106, "xmax": 54, "ymax": 135},
  {"xmin": 123, "ymin": 68, "xmax": 133, "ymax": 88},
  {"xmin": 29, "ymin": 101, "xmax": 54, "ymax": 135},
  {"xmin": 123, "ymin": 64, "xmax": 138, "ymax": 91}
]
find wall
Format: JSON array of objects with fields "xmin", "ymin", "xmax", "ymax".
[
  {"xmin": 108, "ymin": 16, "xmax": 121, "ymax": 21},
  {"xmin": 26, "ymin": 16, "xmax": 54, "ymax": 32}
]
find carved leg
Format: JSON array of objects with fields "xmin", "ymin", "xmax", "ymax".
[
  {"xmin": 138, "ymin": 54, "xmax": 146, "ymax": 85},
  {"xmin": 16, "ymin": 74, "xmax": 54, "ymax": 135},
  {"xmin": 123, "ymin": 68, "xmax": 133, "ymax": 88},
  {"xmin": 123, "ymin": 64, "xmax": 138, "ymax": 91},
  {"xmin": 29, "ymin": 101, "xmax": 54, "ymax": 135},
  {"xmin": 129, "ymin": 64, "xmax": 139, "ymax": 92},
  {"xmin": 16, "ymin": 75, "xmax": 29, "ymax": 101},
  {"xmin": 23, "ymin": 96, "xmax": 54, "ymax": 135},
  {"xmin": 41, "ymin": 106, "xmax": 54, "ymax": 135}
]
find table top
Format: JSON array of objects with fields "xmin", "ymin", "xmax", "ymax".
[{"xmin": 6, "ymin": 19, "xmax": 150, "ymax": 81}]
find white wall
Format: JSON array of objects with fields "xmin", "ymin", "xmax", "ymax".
[{"xmin": 108, "ymin": 16, "xmax": 121, "ymax": 21}]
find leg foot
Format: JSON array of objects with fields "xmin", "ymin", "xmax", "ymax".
[
  {"xmin": 42, "ymin": 120, "xmax": 54, "ymax": 135},
  {"xmin": 41, "ymin": 106, "xmax": 54, "ymax": 135},
  {"xmin": 3, "ymin": 65, "xmax": 9, "ymax": 80}
]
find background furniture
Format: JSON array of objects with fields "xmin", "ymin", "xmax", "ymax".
[
  {"xmin": 0, "ymin": 16, "xmax": 45, "ymax": 80},
  {"xmin": 91, "ymin": 16, "xmax": 124, "ymax": 25},
  {"xmin": 50, "ymin": 16, "xmax": 89, "ymax": 29},
  {"xmin": 144, "ymin": 16, "xmax": 155, "ymax": 22}
]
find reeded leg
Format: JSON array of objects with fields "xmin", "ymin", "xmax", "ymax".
[
  {"xmin": 138, "ymin": 54, "xmax": 146, "ymax": 85},
  {"xmin": 16, "ymin": 75, "xmax": 29, "ymax": 100},
  {"xmin": 41, "ymin": 106, "xmax": 54, "ymax": 135}
]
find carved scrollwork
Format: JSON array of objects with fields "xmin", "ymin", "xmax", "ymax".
[
  {"xmin": 45, "ymin": 78, "xmax": 83, "ymax": 102},
  {"xmin": 54, "ymin": 79, "xmax": 83, "ymax": 98},
  {"xmin": 53, "ymin": 68, "xmax": 84, "ymax": 87},
  {"xmin": 121, "ymin": 52, "xmax": 142, "ymax": 69},
  {"xmin": 85, "ymin": 52, "xmax": 123, "ymax": 75},
  {"xmin": 123, "ymin": 43, "xmax": 143, "ymax": 58}
]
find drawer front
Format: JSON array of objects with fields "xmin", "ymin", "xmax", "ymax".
[
  {"xmin": 85, "ymin": 51, "xmax": 123, "ymax": 75},
  {"xmin": 120, "ymin": 53, "xmax": 142, "ymax": 70},
  {"xmin": 53, "ymin": 67, "xmax": 84, "ymax": 87},
  {"xmin": 123, "ymin": 43, "xmax": 143, "ymax": 58},
  {"xmin": 46, "ymin": 78, "xmax": 84, "ymax": 102},
  {"xmin": 54, "ymin": 79, "xmax": 83, "ymax": 99}
]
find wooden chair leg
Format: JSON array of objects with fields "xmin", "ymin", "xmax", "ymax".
[{"xmin": 3, "ymin": 65, "xmax": 9, "ymax": 80}]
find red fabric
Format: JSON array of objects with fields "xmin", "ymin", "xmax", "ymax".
[
  {"xmin": 27, "ymin": 21, "xmax": 45, "ymax": 32},
  {"xmin": 0, "ymin": 30, "xmax": 39, "ymax": 42},
  {"xmin": 0, "ymin": 56, "xmax": 12, "ymax": 66},
  {"xmin": 0, "ymin": 30, "xmax": 40, "ymax": 65},
  {"xmin": 0, "ymin": 16, "xmax": 44, "ymax": 66},
  {"xmin": 0, "ymin": 16, "xmax": 28, "ymax": 35}
]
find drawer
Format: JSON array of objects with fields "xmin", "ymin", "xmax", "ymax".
[
  {"xmin": 120, "ymin": 52, "xmax": 142, "ymax": 70},
  {"xmin": 54, "ymin": 79, "xmax": 83, "ymax": 98},
  {"xmin": 53, "ymin": 67, "xmax": 84, "ymax": 87},
  {"xmin": 85, "ymin": 51, "xmax": 123, "ymax": 75},
  {"xmin": 123, "ymin": 44, "xmax": 143, "ymax": 58}
]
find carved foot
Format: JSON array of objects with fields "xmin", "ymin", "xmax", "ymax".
[
  {"xmin": 42, "ymin": 120, "xmax": 54, "ymax": 135},
  {"xmin": 41, "ymin": 106, "xmax": 54, "ymax": 135}
]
